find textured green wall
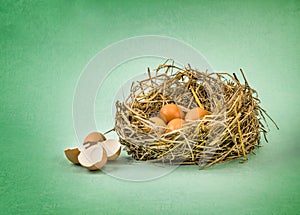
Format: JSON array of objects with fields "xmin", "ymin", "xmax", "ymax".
[{"xmin": 1, "ymin": 0, "xmax": 299, "ymax": 214}]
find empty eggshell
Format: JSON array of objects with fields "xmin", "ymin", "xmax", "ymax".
[
  {"xmin": 83, "ymin": 131, "xmax": 106, "ymax": 143},
  {"xmin": 100, "ymin": 139, "xmax": 121, "ymax": 161},
  {"xmin": 64, "ymin": 148, "xmax": 80, "ymax": 165},
  {"xmin": 78, "ymin": 143, "xmax": 107, "ymax": 170}
]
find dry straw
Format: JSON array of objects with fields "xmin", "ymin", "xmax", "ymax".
[{"xmin": 114, "ymin": 60, "xmax": 278, "ymax": 168}]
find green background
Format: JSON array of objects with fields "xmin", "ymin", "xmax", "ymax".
[{"xmin": 1, "ymin": 0, "xmax": 299, "ymax": 214}]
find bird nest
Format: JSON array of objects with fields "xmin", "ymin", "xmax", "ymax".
[{"xmin": 114, "ymin": 61, "xmax": 277, "ymax": 168}]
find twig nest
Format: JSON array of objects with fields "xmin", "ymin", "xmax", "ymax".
[
  {"xmin": 78, "ymin": 142, "xmax": 107, "ymax": 170},
  {"xmin": 115, "ymin": 61, "xmax": 276, "ymax": 168}
]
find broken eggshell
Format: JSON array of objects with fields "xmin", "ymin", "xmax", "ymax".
[
  {"xmin": 64, "ymin": 148, "xmax": 80, "ymax": 165},
  {"xmin": 78, "ymin": 143, "xmax": 108, "ymax": 171},
  {"xmin": 100, "ymin": 139, "xmax": 121, "ymax": 161},
  {"xmin": 84, "ymin": 131, "xmax": 106, "ymax": 143}
]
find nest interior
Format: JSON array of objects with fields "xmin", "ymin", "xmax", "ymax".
[{"xmin": 115, "ymin": 61, "xmax": 277, "ymax": 168}]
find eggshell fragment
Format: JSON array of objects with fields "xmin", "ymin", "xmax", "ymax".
[
  {"xmin": 159, "ymin": 104, "xmax": 184, "ymax": 123},
  {"xmin": 64, "ymin": 148, "xmax": 80, "ymax": 165},
  {"xmin": 185, "ymin": 107, "xmax": 210, "ymax": 121},
  {"xmin": 83, "ymin": 131, "xmax": 106, "ymax": 143},
  {"xmin": 78, "ymin": 144, "xmax": 107, "ymax": 170},
  {"xmin": 166, "ymin": 118, "xmax": 186, "ymax": 133},
  {"xmin": 100, "ymin": 139, "xmax": 121, "ymax": 161}
]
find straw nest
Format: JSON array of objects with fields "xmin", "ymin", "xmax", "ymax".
[{"xmin": 115, "ymin": 61, "xmax": 277, "ymax": 168}]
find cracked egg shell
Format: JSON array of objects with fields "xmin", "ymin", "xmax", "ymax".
[
  {"xmin": 100, "ymin": 139, "xmax": 121, "ymax": 161},
  {"xmin": 83, "ymin": 131, "xmax": 106, "ymax": 144},
  {"xmin": 78, "ymin": 144, "xmax": 107, "ymax": 171},
  {"xmin": 64, "ymin": 148, "xmax": 80, "ymax": 165}
]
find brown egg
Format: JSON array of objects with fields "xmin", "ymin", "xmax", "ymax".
[
  {"xmin": 64, "ymin": 148, "xmax": 80, "ymax": 165},
  {"xmin": 159, "ymin": 104, "xmax": 184, "ymax": 123},
  {"xmin": 185, "ymin": 107, "xmax": 210, "ymax": 121},
  {"xmin": 149, "ymin": 117, "xmax": 166, "ymax": 133},
  {"xmin": 84, "ymin": 131, "xmax": 106, "ymax": 143},
  {"xmin": 166, "ymin": 118, "xmax": 186, "ymax": 133}
]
